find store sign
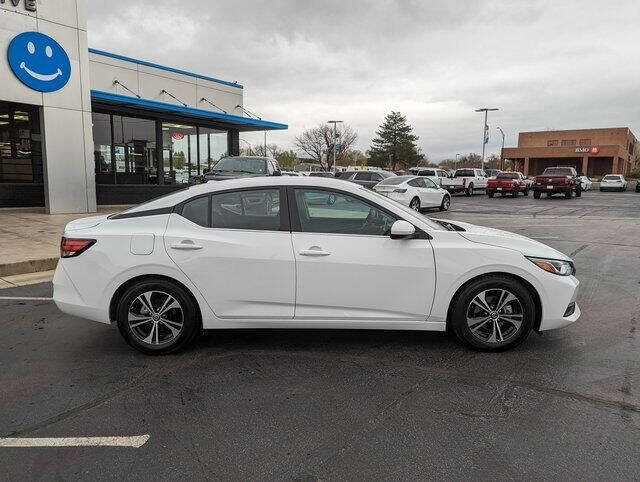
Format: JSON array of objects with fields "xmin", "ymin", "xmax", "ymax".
[
  {"xmin": 575, "ymin": 146, "xmax": 600, "ymax": 154},
  {"xmin": 172, "ymin": 131, "xmax": 185, "ymax": 140},
  {"xmin": 7, "ymin": 32, "xmax": 71, "ymax": 92},
  {"xmin": 0, "ymin": 0, "xmax": 36, "ymax": 11}
]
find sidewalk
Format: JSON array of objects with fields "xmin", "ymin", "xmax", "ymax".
[{"xmin": 0, "ymin": 206, "xmax": 128, "ymax": 279}]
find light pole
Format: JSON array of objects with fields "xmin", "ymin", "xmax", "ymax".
[
  {"xmin": 455, "ymin": 153, "xmax": 460, "ymax": 170},
  {"xmin": 496, "ymin": 127, "xmax": 505, "ymax": 170},
  {"xmin": 327, "ymin": 120, "xmax": 343, "ymax": 173},
  {"xmin": 475, "ymin": 107, "xmax": 499, "ymax": 171}
]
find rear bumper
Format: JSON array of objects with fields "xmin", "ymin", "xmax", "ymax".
[
  {"xmin": 442, "ymin": 185, "xmax": 466, "ymax": 193},
  {"xmin": 53, "ymin": 262, "xmax": 111, "ymax": 324},
  {"xmin": 533, "ymin": 186, "xmax": 571, "ymax": 193}
]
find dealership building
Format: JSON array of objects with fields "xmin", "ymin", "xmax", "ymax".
[
  {"xmin": 502, "ymin": 128, "xmax": 638, "ymax": 177},
  {"xmin": 0, "ymin": 0, "xmax": 287, "ymax": 213}
]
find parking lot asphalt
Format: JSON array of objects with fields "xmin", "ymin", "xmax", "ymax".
[{"xmin": 1, "ymin": 189, "xmax": 639, "ymax": 480}]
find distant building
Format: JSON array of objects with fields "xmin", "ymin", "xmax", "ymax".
[{"xmin": 502, "ymin": 128, "xmax": 637, "ymax": 176}]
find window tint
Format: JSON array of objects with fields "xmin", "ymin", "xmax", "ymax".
[
  {"xmin": 338, "ymin": 171, "xmax": 354, "ymax": 179},
  {"xmin": 420, "ymin": 170, "xmax": 435, "ymax": 176},
  {"xmin": 603, "ymin": 175, "xmax": 621, "ymax": 180},
  {"xmin": 294, "ymin": 189, "xmax": 396, "ymax": 236},
  {"xmin": 497, "ymin": 173, "xmax": 518, "ymax": 179},
  {"xmin": 211, "ymin": 189, "xmax": 280, "ymax": 231},
  {"xmin": 181, "ymin": 196, "xmax": 209, "ymax": 227},
  {"xmin": 371, "ymin": 173, "xmax": 383, "ymax": 181},
  {"xmin": 455, "ymin": 169, "xmax": 475, "ymax": 177},
  {"xmin": 407, "ymin": 178, "xmax": 421, "ymax": 187},
  {"xmin": 423, "ymin": 178, "xmax": 437, "ymax": 188},
  {"xmin": 354, "ymin": 172, "xmax": 372, "ymax": 181}
]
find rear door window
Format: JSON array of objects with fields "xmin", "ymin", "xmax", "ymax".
[
  {"xmin": 354, "ymin": 172, "xmax": 372, "ymax": 181},
  {"xmin": 211, "ymin": 189, "xmax": 281, "ymax": 231}
]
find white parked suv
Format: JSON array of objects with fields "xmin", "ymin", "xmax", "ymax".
[
  {"xmin": 441, "ymin": 168, "xmax": 489, "ymax": 196},
  {"xmin": 599, "ymin": 174, "xmax": 627, "ymax": 192},
  {"xmin": 54, "ymin": 176, "xmax": 580, "ymax": 354},
  {"xmin": 406, "ymin": 167, "xmax": 450, "ymax": 187}
]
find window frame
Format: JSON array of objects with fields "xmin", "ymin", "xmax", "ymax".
[{"xmin": 175, "ymin": 186, "xmax": 289, "ymax": 232}]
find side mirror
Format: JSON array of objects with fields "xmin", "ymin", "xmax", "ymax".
[
  {"xmin": 273, "ymin": 170, "xmax": 282, "ymax": 176},
  {"xmin": 390, "ymin": 220, "xmax": 416, "ymax": 239}
]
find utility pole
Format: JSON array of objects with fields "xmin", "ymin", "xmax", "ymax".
[
  {"xmin": 475, "ymin": 107, "xmax": 499, "ymax": 170},
  {"xmin": 496, "ymin": 127, "xmax": 505, "ymax": 170},
  {"xmin": 327, "ymin": 120, "xmax": 343, "ymax": 173}
]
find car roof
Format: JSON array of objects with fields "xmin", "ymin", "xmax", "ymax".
[{"xmin": 122, "ymin": 176, "xmax": 367, "ymax": 213}]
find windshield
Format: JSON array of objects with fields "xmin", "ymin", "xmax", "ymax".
[
  {"xmin": 542, "ymin": 167, "xmax": 573, "ymax": 176},
  {"xmin": 365, "ymin": 187, "xmax": 446, "ymax": 231},
  {"xmin": 497, "ymin": 173, "xmax": 518, "ymax": 179},
  {"xmin": 378, "ymin": 176, "xmax": 411, "ymax": 185},
  {"xmin": 212, "ymin": 157, "xmax": 267, "ymax": 174}
]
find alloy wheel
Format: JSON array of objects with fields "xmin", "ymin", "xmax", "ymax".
[
  {"xmin": 466, "ymin": 288, "xmax": 524, "ymax": 344},
  {"xmin": 128, "ymin": 290, "xmax": 184, "ymax": 346},
  {"xmin": 410, "ymin": 199, "xmax": 420, "ymax": 211},
  {"xmin": 442, "ymin": 196, "xmax": 450, "ymax": 210}
]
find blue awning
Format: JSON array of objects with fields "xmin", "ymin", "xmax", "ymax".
[{"xmin": 90, "ymin": 90, "xmax": 287, "ymax": 132}]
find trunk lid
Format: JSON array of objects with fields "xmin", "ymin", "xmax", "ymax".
[{"xmin": 64, "ymin": 215, "xmax": 109, "ymax": 232}]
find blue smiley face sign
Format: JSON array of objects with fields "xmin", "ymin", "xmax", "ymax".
[{"xmin": 7, "ymin": 32, "xmax": 71, "ymax": 92}]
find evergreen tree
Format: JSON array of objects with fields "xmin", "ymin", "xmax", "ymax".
[{"xmin": 368, "ymin": 111, "xmax": 422, "ymax": 170}]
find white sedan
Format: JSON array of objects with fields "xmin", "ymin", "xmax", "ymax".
[
  {"xmin": 577, "ymin": 175, "xmax": 592, "ymax": 191},
  {"xmin": 600, "ymin": 174, "xmax": 627, "ymax": 191},
  {"xmin": 53, "ymin": 176, "xmax": 580, "ymax": 354},
  {"xmin": 373, "ymin": 175, "xmax": 451, "ymax": 212}
]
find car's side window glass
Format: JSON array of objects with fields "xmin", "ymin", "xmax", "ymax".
[
  {"xmin": 424, "ymin": 178, "xmax": 437, "ymax": 189},
  {"xmin": 407, "ymin": 179, "xmax": 420, "ymax": 187},
  {"xmin": 211, "ymin": 189, "xmax": 280, "ymax": 231},
  {"xmin": 181, "ymin": 196, "xmax": 209, "ymax": 227},
  {"xmin": 355, "ymin": 172, "xmax": 372, "ymax": 181},
  {"xmin": 294, "ymin": 189, "xmax": 396, "ymax": 236},
  {"xmin": 371, "ymin": 173, "xmax": 382, "ymax": 181}
]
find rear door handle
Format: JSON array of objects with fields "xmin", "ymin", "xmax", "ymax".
[
  {"xmin": 299, "ymin": 247, "xmax": 331, "ymax": 257},
  {"xmin": 171, "ymin": 241, "xmax": 203, "ymax": 250}
]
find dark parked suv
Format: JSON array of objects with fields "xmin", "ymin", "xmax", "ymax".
[
  {"xmin": 200, "ymin": 156, "xmax": 282, "ymax": 182},
  {"xmin": 338, "ymin": 170, "xmax": 395, "ymax": 189},
  {"xmin": 533, "ymin": 166, "xmax": 582, "ymax": 199}
]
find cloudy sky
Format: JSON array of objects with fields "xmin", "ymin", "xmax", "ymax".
[{"xmin": 87, "ymin": 1, "xmax": 640, "ymax": 161}]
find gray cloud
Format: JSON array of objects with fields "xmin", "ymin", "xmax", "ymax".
[{"xmin": 87, "ymin": 0, "xmax": 640, "ymax": 161}]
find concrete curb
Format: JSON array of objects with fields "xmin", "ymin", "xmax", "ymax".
[{"xmin": 0, "ymin": 257, "xmax": 59, "ymax": 277}]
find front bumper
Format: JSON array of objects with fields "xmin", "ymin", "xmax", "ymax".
[{"xmin": 538, "ymin": 274, "xmax": 580, "ymax": 331}]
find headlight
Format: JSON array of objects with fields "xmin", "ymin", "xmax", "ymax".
[{"xmin": 527, "ymin": 256, "xmax": 575, "ymax": 276}]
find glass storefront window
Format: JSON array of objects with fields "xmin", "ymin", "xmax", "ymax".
[
  {"xmin": 113, "ymin": 116, "xmax": 157, "ymax": 184},
  {"xmin": 92, "ymin": 112, "xmax": 113, "ymax": 184},
  {"xmin": 162, "ymin": 123, "xmax": 197, "ymax": 184},
  {"xmin": 0, "ymin": 102, "xmax": 42, "ymax": 184},
  {"xmin": 199, "ymin": 127, "xmax": 228, "ymax": 172}
]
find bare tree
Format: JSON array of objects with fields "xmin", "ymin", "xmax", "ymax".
[
  {"xmin": 252, "ymin": 143, "xmax": 281, "ymax": 158},
  {"xmin": 294, "ymin": 123, "xmax": 358, "ymax": 170}
]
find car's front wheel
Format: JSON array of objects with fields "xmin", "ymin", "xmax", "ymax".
[
  {"xmin": 450, "ymin": 275, "xmax": 535, "ymax": 351},
  {"xmin": 439, "ymin": 195, "xmax": 451, "ymax": 211},
  {"xmin": 117, "ymin": 278, "xmax": 200, "ymax": 355}
]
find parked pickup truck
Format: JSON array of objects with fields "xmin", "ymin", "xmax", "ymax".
[
  {"xmin": 441, "ymin": 168, "xmax": 488, "ymax": 196},
  {"xmin": 486, "ymin": 172, "xmax": 529, "ymax": 198},
  {"xmin": 533, "ymin": 166, "xmax": 582, "ymax": 199}
]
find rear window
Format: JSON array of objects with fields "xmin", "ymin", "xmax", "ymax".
[
  {"xmin": 497, "ymin": 173, "xmax": 518, "ymax": 179},
  {"xmin": 542, "ymin": 167, "xmax": 574, "ymax": 176},
  {"xmin": 603, "ymin": 175, "xmax": 622, "ymax": 180},
  {"xmin": 454, "ymin": 169, "xmax": 475, "ymax": 177},
  {"xmin": 379, "ymin": 176, "xmax": 411, "ymax": 186}
]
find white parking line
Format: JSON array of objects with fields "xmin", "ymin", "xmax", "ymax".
[
  {"xmin": 0, "ymin": 434, "xmax": 150, "ymax": 448},
  {"xmin": 0, "ymin": 296, "xmax": 53, "ymax": 301}
]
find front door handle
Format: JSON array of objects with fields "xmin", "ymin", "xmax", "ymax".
[
  {"xmin": 299, "ymin": 247, "xmax": 331, "ymax": 257},
  {"xmin": 171, "ymin": 241, "xmax": 203, "ymax": 250}
]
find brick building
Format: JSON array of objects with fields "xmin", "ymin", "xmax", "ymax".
[{"xmin": 502, "ymin": 128, "xmax": 637, "ymax": 176}]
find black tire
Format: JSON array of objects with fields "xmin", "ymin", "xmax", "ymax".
[
  {"xmin": 449, "ymin": 275, "xmax": 535, "ymax": 351},
  {"xmin": 512, "ymin": 190, "xmax": 518, "ymax": 198},
  {"xmin": 117, "ymin": 278, "xmax": 200, "ymax": 355},
  {"xmin": 465, "ymin": 183, "xmax": 474, "ymax": 196},
  {"xmin": 523, "ymin": 189, "xmax": 529, "ymax": 196},
  {"xmin": 533, "ymin": 191, "xmax": 541, "ymax": 199},
  {"xmin": 575, "ymin": 187, "xmax": 582, "ymax": 198},
  {"xmin": 487, "ymin": 191, "xmax": 494, "ymax": 198},
  {"xmin": 565, "ymin": 189, "xmax": 572, "ymax": 199},
  {"xmin": 439, "ymin": 195, "xmax": 451, "ymax": 211},
  {"xmin": 409, "ymin": 197, "xmax": 421, "ymax": 212},
  {"xmin": 501, "ymin": 192, "xmax": 506, "ymax": 197}
]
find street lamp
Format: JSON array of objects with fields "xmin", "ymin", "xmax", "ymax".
[
  {"xmin": 327, "ymin": 120, "xmax": 343, "ymax": 173},
  {"xmin": 496, "ymin": 127, "xmax": 505, "ymax": 170},
  {"xmin": 475, "ymin": 107, "xmax": 499, "ymax": 170}
]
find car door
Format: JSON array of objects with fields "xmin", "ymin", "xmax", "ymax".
[
  {"xmin": 420, "ymin": 177, "xmax": 443, "ymax": 206},
  {"xmin": 164, "ymin": 187, "xmax": 296, "ymax": 319},
  {"xmin": 289, "ymin": 187, "xmax": 436, "ymax": 320}
]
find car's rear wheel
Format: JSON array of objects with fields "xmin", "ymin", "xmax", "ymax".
[
  {"xmin": 512, "ymin": 190, "xmax": 518, "ymax": 198},
  {"xmin": 565, "ymin": 188, "xmax": 572, "ymax": 199},
  {"xmin": 450, "ymin": 276, "xmax": 535, "ymax": 351},
  {"xmin": 487, "ymin": 191, "xmax": 494, "ymax": 198},
  {"xmin": 409, "ymin": 197, "xmax": 421, "ymax": 211},
  {"xmin": 466, "ymin": 183, "xmax": 474, "ymax": 196},
  {"xmin": 117, "ymin": 279, "xmax": 200, "ymax": 355},
  {"xmin": 575, "ymin": 187, "xmax": 582, "ymax": 197},
  {"xmin": 533, "ymin": 191, "xmax": 541, "ymax": 199},
  {"xmin": 439, "ymin": 195, "xmax": 451, "ymax": 211},
  {"xmin": 523, "ymin": 189, "xmax": 529, "ymax": 196}
]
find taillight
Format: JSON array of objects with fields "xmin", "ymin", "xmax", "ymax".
[
  {"xmin": 60, "ymin": 237, "xmax": 96, "ymax": 258},
  {"xmin": 393, "ymin": 188, "xmax": 407, "ymax": 193},
  {"xmin": 462, "ymin": 178, "xmax": 467, "ymax": 187}
]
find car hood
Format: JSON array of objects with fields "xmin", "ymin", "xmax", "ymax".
[
  {"xmin": 450, "ymin": 220, "xmax": 571, "ymax": 260},
  {"xmin": 65, "ymin": 214, "xmax": 110, "ymax": 232}
]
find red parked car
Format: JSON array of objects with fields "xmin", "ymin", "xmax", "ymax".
[
  {"xmin": 486, "ymin": 172, "xmax": 529, "ymax": 198},
  {"xmin": 533, "ymin": 167, "xmax": 582, "ymax": 199}
]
